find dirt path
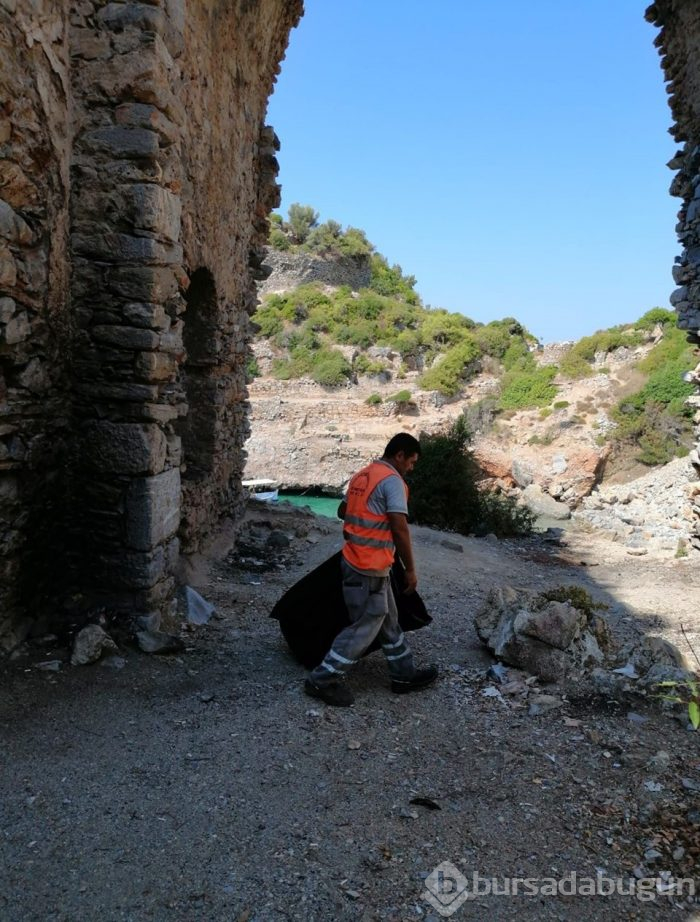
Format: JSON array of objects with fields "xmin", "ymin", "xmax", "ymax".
[{"xmin": 1, "ymin": 505, "xmax": 699, "ymax": 921}]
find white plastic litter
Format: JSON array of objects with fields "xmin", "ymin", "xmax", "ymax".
[{"xmin": 185, "ymin": 586, "xmax": 215, "ymax": 625}]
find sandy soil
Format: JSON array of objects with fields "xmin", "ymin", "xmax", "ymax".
[{"xmin": 1, "ymin": 504, "xmax": 699, "ymax": 922}]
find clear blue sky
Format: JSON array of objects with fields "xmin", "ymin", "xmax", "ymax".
[{"xmin": 267, "ymin": 0, "xmax": 680, "ymax": 344}]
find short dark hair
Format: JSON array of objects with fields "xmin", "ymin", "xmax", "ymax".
[{"xmin": 383, "ymin": 432, "xmax": 421, "ymax": 459}]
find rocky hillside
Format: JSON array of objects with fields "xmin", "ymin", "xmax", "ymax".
[{"xmin": 244, "ymin": 223, "xmax": 698, "ymax": 552}]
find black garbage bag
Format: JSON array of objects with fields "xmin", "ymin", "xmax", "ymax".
[{"xmin": 270, "ymin": 551, "xmax": 432, "ymax": 669}]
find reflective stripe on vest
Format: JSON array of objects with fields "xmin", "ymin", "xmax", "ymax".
[{"xmin": 342, "ymin": 462, "xmax": 408, "ymax": 572}]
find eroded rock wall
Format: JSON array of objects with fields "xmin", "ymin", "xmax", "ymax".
[
  {"xmin": 647, "ymin": 1, "xmax": 700, "ymax": 550},
  {"xmin": 257, "ymin": 248, "xmax": 372, "ymax": 297}
]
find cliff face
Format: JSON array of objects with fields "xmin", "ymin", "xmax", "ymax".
[{"xmin": 257, "ymin": 248, "xmax": 372, "ymax": 297}]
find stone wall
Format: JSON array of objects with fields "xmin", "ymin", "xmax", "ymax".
[
  {"xmin": 0, "ymin": 3, "xmax": 73, "ymax": 647},
  {"xmin": 0, "ymin": 0, "xmax": 302, "ymax": 650},
  {"xmin": 647, "ymin": 1, "xmax": 700, "ymax": 551},
  {"xmin": 257, "ymin": 247, "xmax": 372, "ymax": 297}
]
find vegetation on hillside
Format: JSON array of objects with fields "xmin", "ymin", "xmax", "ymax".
[
  {"xmin": 253, "ymin": 281, "xmax": 537, "ymax": 396},
  {"xmin": 268, "ymin": 204, "xmax": 374, "ymax": 258},
  {"xmin": 409, "ymin": 419, "xmax": 535, "ymax": 537},
  {"xmin": 609, "ymin": 321, "xmax": 695, "ymax": 465},
  {"xmin": 258, "ymin": 208, "xmax": 697, "ymax": 469}
]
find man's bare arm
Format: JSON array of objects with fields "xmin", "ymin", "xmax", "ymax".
[{"xmin": 388, "ymin": 511, "xmax": 417, "ymax": 592}]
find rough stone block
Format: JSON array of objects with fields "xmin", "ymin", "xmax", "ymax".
[
  {"xmin": 69, "ymin": 29, "xmax": 111, "ymax": 60},
  {"xmin": 125, "ymin": 467, "xmax": 180, "ymax": 550},
  {"xmin": 97, "ymin": 3, "xmax": 167, "ymax": 35},
  {"xmin": 134, "ymin": 351, "xmax": 177, "ymax": 382},
  {"xmin": 123, "ymin": 302, "xmax": 170, "ymax": 330},
  {"xmin": 3, "ymin": 312, "xmax": 30, "ymax": 345},
  {"xmin": 17, "ymin": 358, "xmax": 49, "ymax": 394},
  {"xmin": 115, "ymin": 103, "xmax": 181, "ymax": 144},
  {"xmin": 83, "ymin": 127, "xmax": 160, "ymax": 160},
  {"xmin": 92, "ymin": 325, "xmax": 160, "ymax": 350},
  {"xmin": 109, "ymin": 266, "xmax": 180, "ymax": 302},
  {"xmin": 99, "ymin": 547, "xmax": 166, "ymax": 589},
  {"xmin": 127, "ymin": 185, "xmax": 181, "ymax": 241},
  {"xmin": 0, "ymin": 245, "xmax": 17, "ymax": 288},
  {"xmin": 72, "ymin": 233, "xmax": 182, "ymax": 266},
  {"xmin": 0, "ymin": 200, "xmax": 33, "ymax": 246},
  {"xmin": 0, "ymin": 297, "xmax": 16, "ymax": 322},
  {"xmin": 83, "ymin": 421, "xmax": 167, "ymax": 475},
  {"xmin": 513, "ymin": 601, "xmax": 585, "ymax": 651}
]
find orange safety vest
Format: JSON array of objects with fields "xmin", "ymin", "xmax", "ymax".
[{"xmin": 342, "ymin": 461, "xmax": 408, "ymax": 572}]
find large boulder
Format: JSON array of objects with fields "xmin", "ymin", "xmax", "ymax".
[
  {"xmin": 475, "ymin": 586, "xmax": 610, "ymax": 683},
  {"xmin": 520, "ymin": 484, "xmax": 571, "ymax": 520}
]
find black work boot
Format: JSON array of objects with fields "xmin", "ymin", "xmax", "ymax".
[
  {"xmin": 391, "ymin": 665, "xmax": 439, "ymax": 694},
  {"xmin": 305, "ymin": 678, "xmax": 355, "ymax": 707}
]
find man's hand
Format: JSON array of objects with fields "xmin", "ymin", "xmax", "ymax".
[
  {"xmin": 388, "ymin": 512, "xmax": 418, "ymax": 593},
  {"xmin": 403, "ymin": 568, "xmax": 418, "ymax": 594}
]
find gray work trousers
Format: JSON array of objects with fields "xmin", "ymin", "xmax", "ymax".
[{"xmin": 309, "ymin": 558, "xmax": 416, "ymax": 686}]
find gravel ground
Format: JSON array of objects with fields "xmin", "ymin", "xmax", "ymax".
[{"xmin": 1, "ymin": 503, "xmax": 699, "ymax": 922}]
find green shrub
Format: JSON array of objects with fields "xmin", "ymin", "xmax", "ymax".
[
  {"xmin": 559, "ymin": 351, "xmax": 595, "ymax": 379},
  {"xmin": 269, "ymin": 226, "xmax": 290, "ymax": 250},
  {"xmin": 408, "ymin": 418, "xmax": 533, "ymax": 537},
  {"xmin": 636, "ymin": 307, "xmax": 676, "ymax": 330},
  {"xmin": 462, "ymin": 396, "xmax": 499, "ymax": 435},
  {"xmin": 388, "ymin": 389, "xmax": 412, "ymax": 404},
  {"xmin": 369, "ymin": 254, "xmax": 419, "ymax": 303},
  {"xmin": 528, "ymin": 431, "xmax": 555, "ymax": 446},
  {"xmin": 389, "ymin": 328, "xmax": 422, "ymax": 359},
  {"xmin": 252, "ymin": 303, "xmax": 284, "ymax": 338},
  {"xmin": 560, "ymin": 327, "xmax": 644, "ymax": 379},
  {"xmin": 310, "ymin": 348, "xmax": 352, "ymax": 387},
  {"xmin": 287, "ymin": 203, "xmax": 319, "ymax": 243},
  {"xmin": 420, "ymin": 309, "xmax": 473, "ymax": 349},
  {"xmin": 539, "ymin": 407, "xmax": 552, "ymax": 420},
  {"xmin": 354, "ymin": 355, "xmax": 387, "ymax": 376},
  {"xmin": 553, "ymin": 400, "xmax": 570, "ymax": 410},
  {"xmin": 477, "ymin": 492, "xmax": 535, "ymax": 537},
  {"xmin": 246, "ymin": 356, "xmax": 260, "ymax": 381},
  {"xmin": 536, "ymin": 586, "xmax": 608, "ymax": 617},
  {"xmin": 472, "ymin": 321, "xmax": 517, "ymax": 359},
  {"xmin": 502, "ymin": 339, "xmax": 532, "ymax": 370},
  {"xmin": 366, "ymin": 393, "xmax": 382, "ymax": 405},
  {"xmin": 609, "ymin": 324, "xmax": 695, "ymax": 465},
  {"xmin": 418, "ymin": 338, "xmax": 480, "ymax": 396},
  {"xmin": 498, "ymin": 365, "xmax": 558, "ymax": 409}
]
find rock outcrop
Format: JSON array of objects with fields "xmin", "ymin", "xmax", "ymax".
[
  {"xmin": 257, "ymin": 248, "xmax": 371, "ymax": 297},
  {"xmin": 574, "ymin": 456, "xmax": 697, "ymax": 552}
]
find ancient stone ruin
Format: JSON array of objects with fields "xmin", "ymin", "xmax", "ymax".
[
  {"xmin": 0, "ymin": 1, "xmax": 699, "ymax": 651},
  {"xmin": 647, "ymin": 1, "xmax": 700, "ymax": 551},
  {"xmin": 0, "ymin": 0, "xmax": 302, "ymax": 648}
]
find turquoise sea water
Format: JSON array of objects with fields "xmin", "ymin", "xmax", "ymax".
[{"xmin": 279, "ymin": 493, "xmax": 341, "ymax": 519}]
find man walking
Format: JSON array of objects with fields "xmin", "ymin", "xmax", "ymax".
[{"xmin": 305, "ymin": 433, "xmax": 438, "ymax": 707}]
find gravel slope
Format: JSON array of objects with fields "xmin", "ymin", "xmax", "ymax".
[{"xmin": 1, "ymin": 505, "xmax": 699, "ymax": 921}]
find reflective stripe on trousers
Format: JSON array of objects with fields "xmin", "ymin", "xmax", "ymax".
[{"xmin": 309, "ymin": 558, "xmax": 416, "ymax": 686}]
